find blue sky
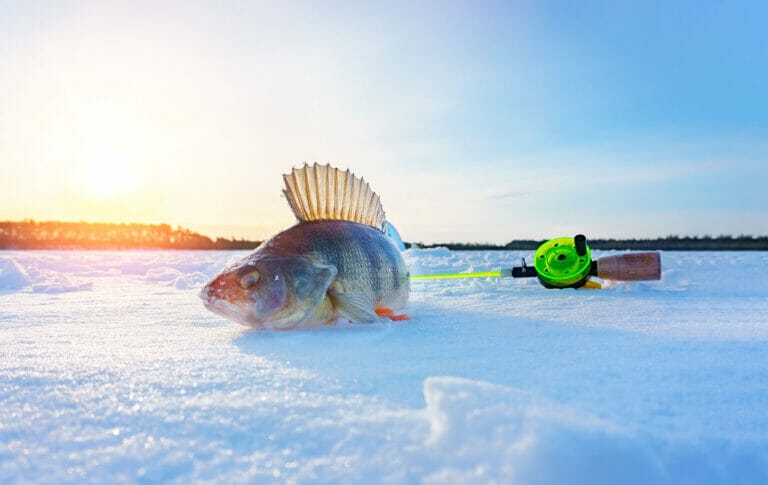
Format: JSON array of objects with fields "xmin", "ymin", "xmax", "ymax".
[{"xmin": 1, "ymin": 1, "xmax": 766, "ymax": 242}]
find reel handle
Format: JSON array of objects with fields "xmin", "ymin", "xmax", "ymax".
[{"xmin": 594, "ymin": 252, "xmax": 661, "ymax": 281}]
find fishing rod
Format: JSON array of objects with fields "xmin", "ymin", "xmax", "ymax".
[{"xmin": 409, "ymin": 234, "xmax": 661, "ymax": 289}]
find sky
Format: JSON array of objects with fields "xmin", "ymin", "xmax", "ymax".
[{"xmin": 1, "ymin": 0, "xmax": 766, "ymax": 244}]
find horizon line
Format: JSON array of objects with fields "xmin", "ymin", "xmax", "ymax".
[{"xmin": 2, "ymin": 219, "xmax": 767, "ymax": 243}]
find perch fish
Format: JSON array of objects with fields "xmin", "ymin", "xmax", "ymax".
[{"xmin": 200, "ymin": 163, "xmax": 410, "ymax": 329}]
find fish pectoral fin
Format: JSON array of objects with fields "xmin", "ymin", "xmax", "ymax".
[{"xmin": 328, "ymin": 289, "xmax": 379, "ymax": 323}]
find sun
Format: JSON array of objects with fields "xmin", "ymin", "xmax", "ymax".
[{"xmin": 75, "ymin": 152, "xmax": 139, "ymax": 200}]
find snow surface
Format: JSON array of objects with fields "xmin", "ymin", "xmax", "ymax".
[{"xmin": 1, "ymin": 249, "xmax": 768, "ymax": 484}]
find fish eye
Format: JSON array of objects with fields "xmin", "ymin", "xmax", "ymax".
[{"xmin": 238, "ymin": 269, "xmax": 261, "ymax": 289}]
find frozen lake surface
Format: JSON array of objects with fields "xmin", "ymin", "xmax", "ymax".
[{"xmin": 2, "ymin": 249, "xmax": 768, "ymax": 484}]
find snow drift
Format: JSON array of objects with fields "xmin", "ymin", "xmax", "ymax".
[{"xmin": 1, "ymin": 249, "xmax": 767, "ymax": 483}]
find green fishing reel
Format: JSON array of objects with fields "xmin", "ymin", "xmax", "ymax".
[
  {"xmin": 511, "ymin": 234, "xmax": 598, "ymax": 289},
  {"xmin": 533, "ymin": 235, "xmax": 592, "ymax": 288}
]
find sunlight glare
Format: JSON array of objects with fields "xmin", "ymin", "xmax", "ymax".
[{"xmin": 76, "ymin": 151, "xmax": 139, "ymax": 199}]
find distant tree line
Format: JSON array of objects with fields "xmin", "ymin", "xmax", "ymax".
[
  {"xmin": 0, "ymin": 220, "xmax": 262, "ymax": 250},
  {"xmin": 2, "ymin": 221, "xmax": 766, "ymax": 250},
  {"xmin": 410, "ymin": 235, "xmax": 768, "ymax": 251}
]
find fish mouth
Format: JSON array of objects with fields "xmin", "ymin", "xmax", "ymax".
[
  {"xmin": 199, "ymin": 282, "xmax": 303, "ymax": 330},
  {"xmin": 199, "ymin": 284, "xmax": 256, "ymax": 327}
]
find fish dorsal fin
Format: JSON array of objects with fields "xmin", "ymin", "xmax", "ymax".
[{"xmin": 282, "ymin": 163, "xmax": 386, "ymax": 231}]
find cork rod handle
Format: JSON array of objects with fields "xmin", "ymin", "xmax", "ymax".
[{"xmin": 595, "ymin": 252, "xmax": 661, "ymax": 281}]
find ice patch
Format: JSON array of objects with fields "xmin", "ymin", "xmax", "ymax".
[{"xmin": 0, "ymin": 257, "xmax": 31, "ymax": 291}]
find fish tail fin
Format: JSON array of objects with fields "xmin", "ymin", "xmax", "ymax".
[
  {"xmin": 283, "ymin": 163, "xmax": 386, "ymax": 231},
  {"xmin": 375, "ymin": 307, "xmax": 411, "ymax": 321}
]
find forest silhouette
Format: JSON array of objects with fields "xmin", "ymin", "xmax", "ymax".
[
  {"xmin": 0, "ymin": 220, "xmax": 259, "ymax": 250},
  {"xmin": 1, "ymin": 220, "xmax": 766, "ymax": 250}
]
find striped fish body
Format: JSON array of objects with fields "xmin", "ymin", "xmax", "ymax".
[
  {"xmin": 268, "ymin": 220, "xmax": 407, "ymax": 325},
  {"xmin": 200, "ymin": 164, "xmax": 410, "ymax": 329}
]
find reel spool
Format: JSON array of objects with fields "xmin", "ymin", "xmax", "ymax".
[{"xmin": 533, "ymin": 235, "xmax": 593, "ymax": 288}]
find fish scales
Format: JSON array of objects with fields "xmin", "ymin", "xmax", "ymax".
[{"xmin": 267, "ymin": 220, "xmax": 406, "ymax": 302}]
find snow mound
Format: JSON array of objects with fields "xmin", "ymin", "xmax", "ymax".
[
  {"xmin": 421, "ymin": 377, "xmax": 767, "ymax": 483},
  {"xmin": 404, "ymin": 247, "xmax": 468, "ymax": 277},
  {"xmin": 421, "ymin": 377, "xmax": 662, "ymax": 484},
  {"xmin": 0, "ymin": 257, "xmax": 32, "ymax": 291},
  {"xmin": 144, "ymin": 267, "xmax": 210, "ymax": 289},
  {"xmin": 32, "ymin": 277, "xmax": 93, "ymax": 293},
  {"xmin": 406, "ymin": 246, "xmax": 452, "ymax": 257}
]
